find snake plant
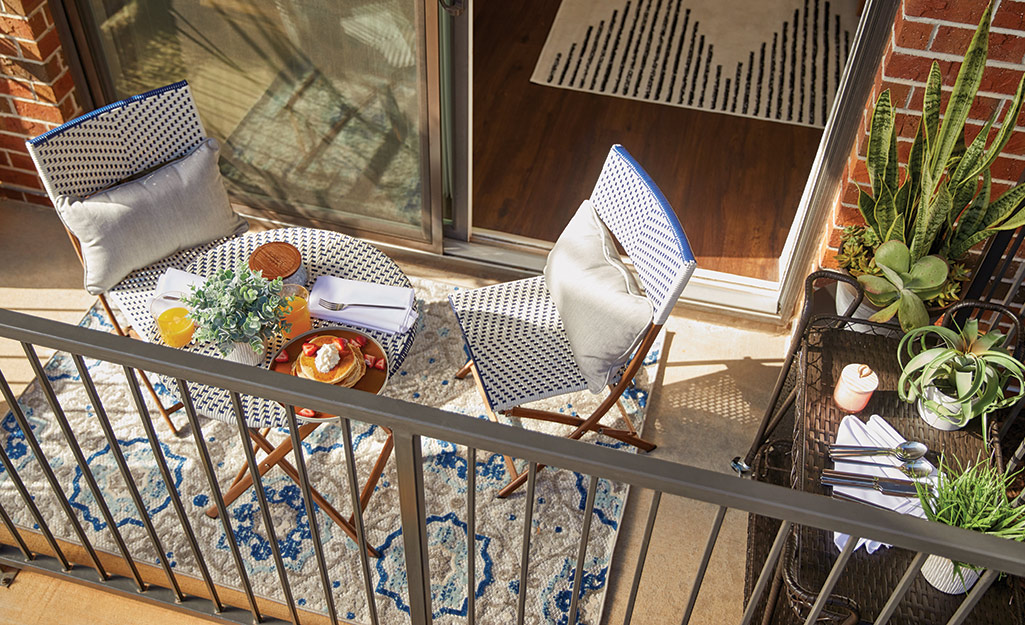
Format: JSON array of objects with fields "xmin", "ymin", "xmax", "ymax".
[
  {"xmin": 842, "ymin": 2, "xmax": 1025, "ymax": 327},
  {"xmin": 897, "ymin": 319, "xmax": 1025, "ymax": 436}
]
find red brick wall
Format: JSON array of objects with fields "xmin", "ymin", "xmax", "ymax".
[
  {"xmin": 821, "ymin": 0, "xmax": 1025, "ymax": 268},
  {"xmin": 0, "ymin": 0, "xmax": 80, "ymax": 205}
]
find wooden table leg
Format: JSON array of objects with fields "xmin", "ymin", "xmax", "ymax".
[{"xmin": 348, "ymin": 428, "xmax": 395, "ymax": 525}]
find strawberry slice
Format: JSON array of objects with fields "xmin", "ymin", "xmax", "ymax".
[
  {"xmin": 352, "ymin": 334, "xmax": 368, "ymax": 347},
  {"xmin": 333, "ymin": 337, "xmax": 347, "ymax": 351},
  {"xmin": 296, "ymin": 407, "xmax": 316, "ymax": 418},
  {"xmin": 274, "ymin": 350, "xmax": 290, "ymax": 363},
  {"xmin": 373, "ymin": 356, "xmax": 387, "ymax": 371},
  {"xmin": 301, "ymin": 342, "xmax": 318, "ymax": 357},
  {"xmin": 364, "ymin": 354, "xmax": 375, "ymax": 368}
]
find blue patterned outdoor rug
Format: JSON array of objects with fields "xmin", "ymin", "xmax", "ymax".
[{"xmin": 0, "ymin": 277, "xmax": 663, "ymax": 624}]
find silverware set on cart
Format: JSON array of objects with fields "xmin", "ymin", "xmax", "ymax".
[{"xmin": 821, "ymin": 441, "xmax": 932, "ymax": 505}]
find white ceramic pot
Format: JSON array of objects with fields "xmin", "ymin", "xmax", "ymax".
[
  {"xmin": 917, "ymin": 385, "xmax": 969, "ymax": 431},
  {"xmin": 921, "ymin": 554, "xmax": 981, "ymax": 594},
  {"xmin": 834, "ymin": 280, "xmax": 882, "ymax": 333},
  {"xmin": 226, "ymin": 340, "xmax": 264, "ymax": 366}
]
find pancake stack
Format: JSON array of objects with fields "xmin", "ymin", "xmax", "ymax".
[{"xmin": 292, "ymin": 335, "xmax": 366, "ymax": 388}]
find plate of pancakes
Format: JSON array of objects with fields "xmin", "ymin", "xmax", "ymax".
[{"xmin": 269, "ymin": 327, "xmax": 389, "ymax": 420}]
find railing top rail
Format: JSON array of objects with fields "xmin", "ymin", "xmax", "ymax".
[{"xmin": 5, "ymin": 307, "xmax": 1025, "ymax": 575}]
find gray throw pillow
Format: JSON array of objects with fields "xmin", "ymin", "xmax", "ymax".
[
  {"xmin": 544, "ymin": 199, "xmax": 653, "ymax": 393},
  {"xmin": 55, "ymin": 138, "xmax": 248, "ymax": 295}
]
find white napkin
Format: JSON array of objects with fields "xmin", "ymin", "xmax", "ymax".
[
  {"xmin": 832, "ymin": 415, "xmax": 936, "ymax": 553},
  {"xmin": 155, "ymin": 268, "xmax": 205, "ymax": 298},
  {"xmin": 308, "ymin": 276, "xmax": 417, "ymax": 334}
]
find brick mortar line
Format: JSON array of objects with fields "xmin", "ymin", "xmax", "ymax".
[
  {"xmin": 901, "ymin": 14, "xmax": 1025, "ymax": 38},
  {"xmin": 891, "ymin": 106, "xmax": 1025, "ymax": 132},
  {"xmin": 891, "ymin": 44, "xmax": 1025, "ymax": 70},
  {"xmin": 1, "ymin": 22, "xmax": 54, "ymax": 46},
  {"xmin": 880, "ymin": 75, "xmax": 1022, "ymax": 101}
]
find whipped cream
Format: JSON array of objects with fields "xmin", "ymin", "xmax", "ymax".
[{"xmin": 314, "ymin": 343, "xmax": 340, "ymax": 373}]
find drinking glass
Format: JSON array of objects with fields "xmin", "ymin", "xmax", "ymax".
[
  {"xmin": 150, "ymin": 291, "xmax": 195, "ymax": 348},
  {"xmin": 280, "ymin": 284, "xmax": 312, "ymax": 339}
]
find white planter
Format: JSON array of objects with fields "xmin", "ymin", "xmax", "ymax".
[
  {"xmin": 834, "ymin": 280, "xmax": 882, "ymax": 333},
  {"xmin": 226, "ymin": 341, "xmax": 264, "ymax": 366},
  {"xmin": 921, "ymin": 554, "xmax": 981, "ymax": 594},
  {"xmin": 917, "ymin": 385, "xmax": 969, "ymax": 431}
]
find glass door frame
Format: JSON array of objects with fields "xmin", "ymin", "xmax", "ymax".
[{"xmin": 52, "ymin": 0, "xmax": 445, "ymax": 254}]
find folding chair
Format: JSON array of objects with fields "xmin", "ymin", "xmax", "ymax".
[
  {"xmin": 23, "ymin": 81, "xmax": 249, "ymax": 436},
  {"xmin": 450, "ymin": 145, "xmax": 696, "ymax": 497}
]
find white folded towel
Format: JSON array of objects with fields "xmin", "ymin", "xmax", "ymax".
[
  {"xmin": 308, "ymin": 276, "xmax": 417, "ymax": 334},
  {"xmin": 832, "ymin": 415, "xmax": 935, "ymax": 554}
]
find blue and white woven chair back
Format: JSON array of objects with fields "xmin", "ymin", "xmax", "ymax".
[
  {"xmin": 25, "ymin": 81, "xmax": 206, "ymax": 202},
  {"xmin": 590, "ymin": 145, "xmax": 696, "ymax": 326}
]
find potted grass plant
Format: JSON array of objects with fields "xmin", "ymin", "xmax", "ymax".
[
  {"xmin": 836, "ymin": 1, "xmax": 1025, "ymax": 330},
  {"xmin": 897, "ymin": 319, "xmax": 1025, "ymax": 439},
  {"xmin": 915, "ymin": 455, "xmax": 1025, "ymax": 594},
  {"xmin": 183, "ymin": 261, "xmax": 289, "ymax": 365}
]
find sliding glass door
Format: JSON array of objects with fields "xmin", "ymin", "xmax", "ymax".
[{"xmin": 73, "ymin": 0, "xmax": 442, "ymax": 250}]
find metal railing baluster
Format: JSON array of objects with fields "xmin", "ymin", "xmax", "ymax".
[
  {"xmin": 39, "ymin": 355, "xmax": 141, "ymax": 591},
  {"xmin": 284, "ymin": 405, "xmax": 339, "ymax": 625},
  {"xmin": 74, "ymin": 355, "xmax": 181, "ymax": 599},
  {"xmin": 802, "ymin": 535, "xmax": 858, "ymax": 625},
  {"xmin": 680, "ymin": 505, "xmax": 728, "ymax": 625},
  {"xmin": 0, "ymin": 497, "xmax": 31, "ymax": 560},
  {"xmin": 739, "ymin": 520, "xmax": 792, "ymax": 625},
  {"xmin": 623, "ymin": 491, "xmax": 661, "ymax": 625},
  {"xmin": 467, "ymin": 446, "xmax": 477, "ymax": 625},
  {"xmin": 516, "ymin": 462, "xmax": 538, "ymax": 625},
  {"xmin": 7, "ymin": 347, "xmax": 106, "ymax": 581},
  {"xmin": 567, "ymin": 474, "xmax": 598, "ymax": 625},
  {"xmin": 0, "ymin": 401, "xmax": 67, "ymax": 568},
  {"xmin": 229, "ymin": 391, "xmax": 300, "ymax": 624},
  {"xmin": 393, "ymin": 430, "xmax": 433, "ymax": 625},
  {"xmin": 945, "ymin": 569, "xmax": 998, "ymax": 625},
  {"xmin": 177, "ymin": 379, "xmax": 261, "ymax": 621},
  {"xmin": 873, "ymin": 552, "xmax": 926, "ymax": 625},
  {"xmin": 340, "ymin": 418, "xmax": 379, "ymax": 625},
  {"xmin": 122, "ymin": 366, "xmax": 221, "ymax": 608}
]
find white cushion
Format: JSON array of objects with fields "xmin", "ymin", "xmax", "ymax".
[
  {"xmin": 544, "ymin": 199, "xmax": 653, "ymax": 393},
  {"xmin": 55, "ymin": 137, "xmax": 248, "ymax": 295}
]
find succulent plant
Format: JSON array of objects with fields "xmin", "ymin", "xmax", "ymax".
[{"xmin": 857, "ymin": 240, "xmax": 948, "ymax": 331}]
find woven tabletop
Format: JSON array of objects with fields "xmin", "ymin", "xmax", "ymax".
[
  {"xmin": 110, "ymin": 227, "xmax": 419, "ymax": 428},
  {"xmin": 780, "ymin": 322, "xmax": 1023, "ymax": 624}
]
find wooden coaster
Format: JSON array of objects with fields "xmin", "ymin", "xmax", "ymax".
[{"xmin": 248, "ymin": 242, "xmax": 302, "ymax": 281}]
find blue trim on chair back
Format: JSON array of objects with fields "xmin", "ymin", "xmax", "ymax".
[
  {"xmin": 589, "ymin": 145, "xmax": 696, "ymax": 325},
  {"xmin": 25, "ymin": 81, "xmax": 206, "ymax": 201}
]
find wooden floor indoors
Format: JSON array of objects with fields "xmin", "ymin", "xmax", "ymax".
[{"xmin": 472, "ymin": 2, "xmax": 824, "ymax": 281}]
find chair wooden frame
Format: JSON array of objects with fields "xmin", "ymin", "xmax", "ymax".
[{"xmin": 458, "ymin": 322, "xmax": 662, "ymax": 498}]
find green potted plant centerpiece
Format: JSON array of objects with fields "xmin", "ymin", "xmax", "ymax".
[
  {"xmin": 836, "ymin": 1, "xmax": 1025, "ymax": 331},
  {"xmin": 915, "ymin": 455, "xmax": 1025, "ymax": 594},
  {"xmin": 897, "ymin": 319, "xmax": 1025, "ymax": 437},
  {"xmin": 183, "ymin": 261, "xmax": 289, "ymax": 365}
]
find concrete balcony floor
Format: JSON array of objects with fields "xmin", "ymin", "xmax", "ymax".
[{"xmin": 0, "ymin": 199, "xmax": 790, "ymax": 625}]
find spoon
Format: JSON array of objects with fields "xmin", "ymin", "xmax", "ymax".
[
  {"xmin": 831, "ymin": 457, "xmax": 933, "ymax": 478},
  {"xmin": 828, "ymin": 440, "xmax": 929, "ymax": 462}
]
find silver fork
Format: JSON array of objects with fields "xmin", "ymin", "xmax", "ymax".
[{"xmin": 318, "ymin": 297, "xmax": 407, "ymax": 312}]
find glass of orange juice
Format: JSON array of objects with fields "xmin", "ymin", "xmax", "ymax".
[
  {"xmin": 279, "ymin": 284, "xmax": 312, "ymax": 339},
  {"xmin": 150, "ymin": 291, "xmax": 195, "ymax": 348}
]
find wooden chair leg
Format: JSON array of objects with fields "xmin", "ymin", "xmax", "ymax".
[
  {"xmin": 347, "ymin": 428, "xmax": 395, "ymax": 525},
  {"xmin": 455, "ymin": 359, "xmax": 473, "ymax": 379},
  {"xmin": 206, "ymin": 423, "xmax": 320, "ymax": 517},
  {"xmin": 505, "ymin": 407, "xmax": 656, "ymax": 451},
  {"xmin": 469, "ymin": 363, "xmax": 520, "ymax": 481}
]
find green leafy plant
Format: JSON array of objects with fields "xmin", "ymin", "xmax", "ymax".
[
  {"xmin": 183, "ymin": 262, "xmax": 288, "ymax": 356},
  {"xmin": 838, "ymin": 2, "xmax": 1025, "ymax": 327},
  {"xmin": 897, "ymin": 318, "xmax": 1025, "ymax": 438},
  {"xmin": 857, "ymin": 240, "xmax": 948, "ymax": 331},
  {"xmin": 915, "ymin": 454, "xmax": 1025, "ymax": 584}
]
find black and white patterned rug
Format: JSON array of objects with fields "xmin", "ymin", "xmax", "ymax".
[{"xmin": 531, "ymin": 0, "xmax": 861, "ymax": 128}]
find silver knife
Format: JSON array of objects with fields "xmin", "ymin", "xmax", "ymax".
[
  {"xmin": 821, "ymin": 476, "xmax": 920, "ymax": 497},
  {"xmin": 821, "ymin": 469, "xmax": 919, "ymax": 487}
]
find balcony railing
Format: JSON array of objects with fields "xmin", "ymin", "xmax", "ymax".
[{"xmin": 1, "ymin": 306, "xmax": 1024, "ymax": 625}]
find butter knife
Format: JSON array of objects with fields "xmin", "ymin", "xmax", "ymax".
[{"xmin": 821, "ymin": 476, "xmax": 919, "ymax": 497}]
